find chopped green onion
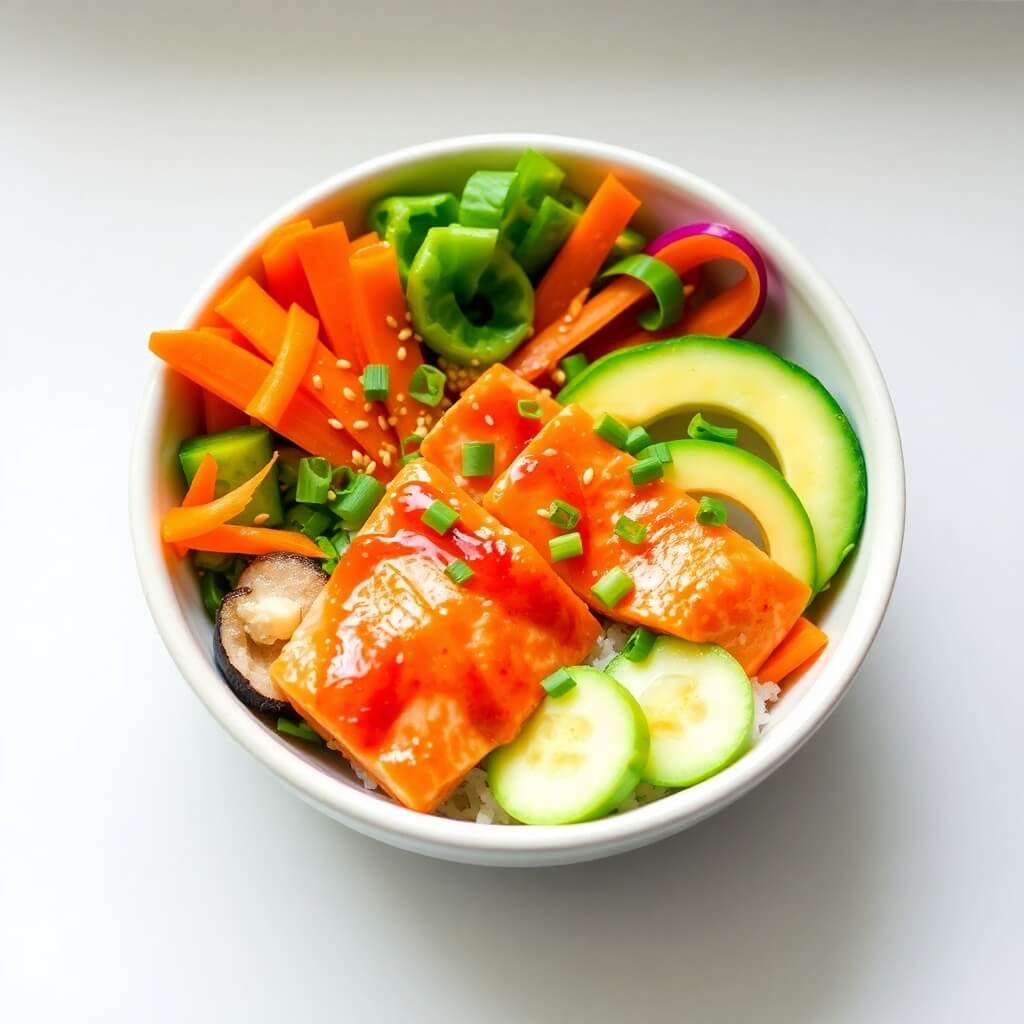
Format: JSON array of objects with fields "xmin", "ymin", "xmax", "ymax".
[
  {"xmin": 650, "ymin": 442, "xmax": 672, "ymax": 464},
  {"xmin": 630, "ymin": 456, "xmax": 664, "ymax": 486},
  {"xmin": 401, "ymin": 433, "xmax": 424, "ymax": 457},
  {"xmin": 421, "ymin": 498, "xmax": 459, "ymax": 535},
  {"xmin": 461, "ymin": 441, "xmax": 495, "ymax": 477},
  {"xmin": 517, "ymin": 399, "xmax": 543, "ymax": 419},
  {"xmin": 400, "ymin": 451, "xmax": 423, "ymax": 465},
  {"xmin": 546, "ymin": 498, "xmax": 581, "ymax": 530},
  {"xmin": 624, "ymin": 425, "xmax": 653, "ymax": 455},
  {"xmin": 445, "ymin": 558, "xmax": 475, "ymax": 584},
  {"xmin": 330, "ymin": 530, "xmax": 350, "ymax": 554},
  {"xmin": 330, "ymin": 465, "xmax": 355, "ymax": 490},
  {"xmin": 322, "ymin": 560, "xmax": 338, "ymax": 575},
  {"xmin": 541, "ymin": 667, "xmax": 576, "ymax": 698},
  {"xmin": 688, "ymin": 412, "xmax": 738, "ymax": 445},
  {"xmin": 408, "ymin": 364, "xmax": 446, "ymax": 407},
  {"xmin": 200, "ymin": 571, "xmax": 226, "ymax": 621},
  {"xmin": 276, "ymin": 719, "xmax": 323, "ymax": 743},
  {"xmin": 295, "ymin": 456, "xmax": 332, "ymax": 504},
  {"xmin": 593, "ymin": 412, "xmax": 630, "ymax": 450},
  {"xmin": 361, "ymin": 363, "xmax": 390, "ymax": 402},
  {"xmin": 591, "ymin": 567, "xmax": 634, "ymax": 608},
  {"xmin": 622, "ymin": 626, "xmax": 655, "ymax": 663},
  {"xmin": 285, "ymin": 503, "xmax": 335, "ymax": 539},
  {"xmin": 315, "ymin": 535, "xmax": 339, "ymax": 561},
  {"xmin": 600, "ymin": 253, "xmax": 685, "ymax": 330},
  {"xmin": 549, "ymin": 531, "xmax": 583, "ymax": 561},
  {"xmin": 193, "ymin": 550, "xmax": 235, "ymax": 573},
  {"xmin": 330, "ymin": 474, "xmax": 385, "ymax": 531},
  {"xmin": 614, "ymin": 515, "xmax": 647, "ymax": 545},
  {"xmin": 697, "ymin": 495, "xmax": 728, "ymax": 526},
  {"xmin": 559, "ymin": 353, "xmax": 589, "ymax": 383}
]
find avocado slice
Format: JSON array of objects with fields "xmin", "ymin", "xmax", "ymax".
[
  {"xmin": 559, "ymin": 336, "xmax": 866, "ymax": 589},
  {"xmin": 652, "ymin": 439, "xmax": 817, "ymax": 590}
]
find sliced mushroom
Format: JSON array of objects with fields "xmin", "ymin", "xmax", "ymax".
[{"xmin": 215, "ymin": 553, "xmax": 328, "ymax": 716}]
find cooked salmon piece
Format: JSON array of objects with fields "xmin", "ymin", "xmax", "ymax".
[
  {"xmin": 271, "ymin": 459, "xmax": 599, "ymax": 812},
  {"xmin": 419, "ymin": 365, "xmax": 560, "ymax": 501},
  {"xmin": 484, "ymin": 405, "xmax": 810, "ymax": 674}
]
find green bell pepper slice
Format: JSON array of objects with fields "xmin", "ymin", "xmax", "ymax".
[
  {"xmin": 515, "ymin": 195, "xmax": 579, "ymax": 276},
  {"xmin": 407, "ymin": 226, "xmax": 534, "ymax": 367},
  {"xmin": 501, "ymin": 149, "xmax": 567, "ymax": 246},
  {"xmin": 459, "ymin": 170, "xmax": 517, "ymax": 230},
  {"xmin": 367, "ymin": 192, "xmax": 459, "ymax": 286}
]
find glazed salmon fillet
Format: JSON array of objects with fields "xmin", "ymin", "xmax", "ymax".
[
  {"xmin": 484, "ymin": 405, "xmax": 810, "ymax": 674},
  {"xmin": 419, "ymin": 365, "xmax": 560, "ymax": 501},
  {"xmin": 271, "ymin": 459, "xmax": 599, "ymax": 812}
]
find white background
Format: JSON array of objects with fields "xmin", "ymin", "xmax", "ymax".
[{"xmin": 3, "ymin": 2, "xmax": 1022, "ymax": 1020}]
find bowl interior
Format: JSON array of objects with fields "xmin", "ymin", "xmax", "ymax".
[{"xmin": 136, "ymin": 136, "xmax": 902, "ymax": 864}]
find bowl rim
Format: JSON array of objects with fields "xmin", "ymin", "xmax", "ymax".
[{"xmin": 130, "ymin": 133, "xmax": 905, "ymax": 863}]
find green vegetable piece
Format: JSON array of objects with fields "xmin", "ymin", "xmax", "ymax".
[
  {"xmin": 461, "ymin": 441, "xmax": 495, "ymax": 477},
  {"xmin": 688, "ymin": 412, "xmax": 739, "ymax": 445},
  {"xmin": 546, "ymin": 499, "xmax": 581, "ymax": 530},
  {"xmin": 285, "ymin": 503, "xmax": 335, "ymax": 539},
  {"xmin": 421, "ymin": 499, "xmax": 459, "ymax": 535},
  {"xmin": 330, "ymin": 474, "xmax": 385, "ymax": 531},
  {"xmin": 295, "ymin": 456, "xmax": 331, "ymax": 505},
  {"xmin": 445, "ymin": 558, "xmax": 475, "ymax": 585},
  {"xmin": 200, "ymin": 571, "xmax": 226, "ymax": 621},
  {"xmin": 502, "ymin": 149, "xmax": 567, "ymax": 247},
  {"xmin": 622, "ymin": 627, "xmax": 655, "ymax": 663},
  {"xmin": 614, "ymin": 515, "xmax": 647, "ymax": 545},
  {"xmin": 541, "ymin": 667, "xmax": 577, "ymax": 698},
  {"xmin": 559, "ymin": 353, "xmax": 589, "ymax": 383},
  {"xmin": 367, "ymin": 192, "xmax": 459, "ymax": 286},
  {"xmin": 407, "ymin": 226, "xmax": 534, "ymax": 367},
  {"xmin": 601, "ymin": 254, "xmax": 685, "ymax": 331},
  {"xmin": 330, "ymin": 530, "xmax": 350, "ymax": 554},
  {"xmin": 223, "ymin": 558, "xmax": 247, "ymax": 590},
  {"xmin": 514, "ymin": 195, "xmax": 579, "ymax": 276},
  {"xmin": 697, "ymin": 496, "xmax": 728, "ymax": 526},
  {"xmin": 193, "ymin": 550, "xmax": 235, "ymax": 573},
  {"xmin": 609, "ymin": 226, "xmax": 646, "ymax": 261},
  {"xmin": 624, "ymin": 425, "xmax": 653, "ymax": 455},
  {"xmin": 593, "ymin": 412, "xmax": 630, "ymax": 450},
  {"xmin": 276, "ymin": 719, "xmax": 323, "ymax": 743},
  {"xmin": 315, "ymin": 535, "xmax": 338, "ymax": 562},
  {"xmin": 459, "ymin": 170, "xmax": 517, "ymax": 230},
  {"xmin": 400, "ymin": 451, "xmax": 423, "ymax": 465},
  {"xmin": 361, "ymin": 363, "xmax": 389, "ymax": 402},
  {"xmin": 650, "ymin": 442, "xmax": 672, "ymax": 464},
  {"xmin": 401, "ymin": 433, "xmax": 425, "ymax": 457},
  {"xmin": 630, "ymin": 456, "xmax": 664, "ymax": 486},
  {"xmin": 591, "ymin": 567, "xmax": 634, "ymax": 609},
  {"xmin": 517, "ymin": 399, "xmax": 543, "ymax": 419},
  {"xmin": 276, "ymin": 447, "xmax": 303, "ymax": 503},
  {"xmin": 549, "ymin": 531, "xmax": 584, "ymax": 562},
  {"xmin": 408, "ymin": 364, "xmax": 446, "ymax": 408}
]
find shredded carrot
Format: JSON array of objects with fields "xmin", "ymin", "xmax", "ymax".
[
  {"xmin": 262, "ymin": 220, "xmax": 317, "ymax": 315},
  {"xmin": 532, "ymin": 175, "xmax": 642, "ymax": 331},
  {"xmin": 755, "ymin": 618, "xmax": 828, "ymax": 685},
  {"xmin": 174, "ymin": 453, "xmax": 218, "ymax": 556},
  {"xmin": 181, "ymin": 524, "xmax": 325, "ymax": 559},
  {"xmin": 245, "ymin": 304, "xmax": 319, "ymax": 426}
]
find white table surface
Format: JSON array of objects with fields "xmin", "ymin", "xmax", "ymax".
[{"xmin": 3, "ymin": 2, "xmax": 1022, "ymax": 1020}]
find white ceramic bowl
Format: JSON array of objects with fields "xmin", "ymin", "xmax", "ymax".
[{"xmin": 131, "ymin": 134, "xmax": 904, "ymax": 867}]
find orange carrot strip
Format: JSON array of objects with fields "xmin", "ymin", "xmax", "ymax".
[
  {"xmin": 262, "ymin": 220, "xmax": 317, "ymax": 315},
  {"xmin": 349, "ymin": 230, "xmax": 379, "ymax": 252},
  {"xmin": 755, "ymin": 618, "xmax": 828, "ymax": 684},
  {"xmin": 215, "ymin": 278, "xmax": 397, "ymax": 466},
  {"xmin": 245, "ymin": 304, "xmax": 319, "ymax": 425},
  {"xmin": 533, "ymin": 175, "xmax": 642, "ymax": 330},
  {"xmin": 262, "ymin": 219, "xmax": 313, "ymax": 253},
  {"xmin": 174, "ymin": 453, "xmax": 218, "ymax": 556},
  {"xmin": 182, "ymin": 524, "xmax": 324, "ymax": 559},
  {"xmin": 149, "ymin": 331, "xmax": 363, "ymax": 469},
  {"xmin": 201, "ymin": 389, "xmax": 249, "ymax": 433},
  {"xmin": 349, "ymin": 242, "xmax": 435, "ymax": 442},
  {"xmin": 162, "ymin": 453, "xmax": 278, "ymax": 544},
  {"xmin": 296, "ymin": 222, "xmax": 365, "ymax": 365}
]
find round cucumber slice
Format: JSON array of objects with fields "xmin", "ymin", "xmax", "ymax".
[
  {"xmin": 488, "ymin": 667, "xmax": 649, "ymax": 825},
  {"xmin": 653, "ymin": 439, "xmax": 817, "ymax": 589},
  {"xmin": 607, "ymin": 636, "xmax": 754, "ymax": 788},
  {"xmin": 559, "ymin": 336, "xmax": 866, "ymax": 589}
]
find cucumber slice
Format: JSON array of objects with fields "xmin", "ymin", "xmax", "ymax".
[
  {"xmin": 607, "ymin": 637, "xmax": 754, "ymax": 788},
  {"xmin": 488, "ymin": 667, "xmax": 649, "ymax": 824}
]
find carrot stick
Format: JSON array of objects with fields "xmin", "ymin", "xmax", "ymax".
[
  {"xmin": 755, "ymin": 618, "xmax": 828, "ymax": 685},
  {"xmin": 245, "ymin": 304, "xmax": 319, "ymax": 425},
  {"xmin": 201, "ymin": 389, "xmax": 249, "ymax": 433},
  {"xmin": 149, "ymin": 331, "xmax": 365, "ymax": 469},
  {"xmin": 162, "ymin": 453, "xmax": 278, "ymax": 543},
  {"xmin": 181, "ymin": 524, "xmax": 325, "ymax": 560},
  {"xmin": 262, "ymin": 220, "xmax": 317, "ymax": 315},
  {"xmin": 215, "ymin": 278, "xmax": 397, "ymax": 467},
  {"xmin": 349, "ymin": 230, "xmax": 379, "ymax": 252},
  {"xmin": 349, "ymin": 241, "xmax": 437, "ymax": 443},
  {"xmin": 174, "ymin": 453, "xmax": 218, "ymax": 556},
  {"xmin": 296, "ymin": 222, "xmax": 364, "ymax": 366},
  {"xmin": 533, "ymin": 175, "xmax": 642, "ymax": 331}
]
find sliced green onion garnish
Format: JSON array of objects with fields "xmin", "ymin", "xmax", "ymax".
[
  {"xmin": 323, "ymin": 560, "xmax": 338, "ymax": 574},
  {"xmin": 696, "ymin": 495, "xmax": 728, "ymax": 526},
  {"xmin": 330, "ymin": 530, "xmax": 350, "ymax": 554},
  {"xmin": 517, "ymin": 399, "xmax": 543, "ymax": 420},
  {"xmin": 650, "ymin": 442, "xmax": 672, "ymax": 464},
  {"xmin": 330, "ymin": 465, "xmax": 355, "ymax": 490},
  {"xmin": 295, "ymin": 456, "xmax": 332, "ymax": 504},
  {"xmin": 622, "ymin": 626, "xmax": 655, "ymax": 663},
  {"xmin": 409, "ymin": 364, "xmax": 446, "ymax": 407},
  {"xmin": 401, "ymin": 433, "xmax": 424, "ymax": 456},
  {"xmin": 624, "ymin": 425, "xmax": 653, "ymax": 455},
  {"xmin": 591, "ymin": 567, "xmax": 634, "ymax": 608},
  {"xmin": 549, "ymin": 531, "xmax": 583, "ymax": 561},
  {"xmin": 421, "ymin": 498, "xmax": 459, "ymax": 535},
  {"xmin": 330, "ymin": 474, "xmax": 386, "ymax": 531},
  {"xmin": 541, "ymin": 667, "xmax": 576, "ymax": 698},
  {"xmin": 315, "ymin": 535, "xmax": 339, "ymax": 561},
  {"xmin": 400, "ymin": 451, "xmax": 423, "ymax": 465},
  {"xmin": 445, "ymin": 558, "xmax": 474, "ymax": 584},
  {"xmin": 629, "ymin": 456, "xmax": 664, "ymax": 486},
  {"xmin": 461, "ymin": 441, "xmax": 495, "ymax": 477},
  {"xmin": 285, "ymin": 503, "xmax": 335, "ymax": 539},
  {"xmin": 547, "ymin": 498, "xmax": 581, "ymax": 530},
  {"xmin": 614, "ymin": 515, "xmax": 647, "ymax": 545},
  {"xmin": 276, "ymin": 719, "xmax": 323, "ymax": 743},
  {"xmin": 593, "ymin": 412, "xmax": 630, "ymax": 450},
  {"xmin": 688, "ymin": 412, "xmax": 738, "ymax": 445},
  {"xmin": 559, "ymin": 353, "xmax": 589, "ymax": 383},
  {"xmin": 600, "ymin": 253, "xmax": 685, "ymax": 330},
  {"xmin": 361, "ymin": 363, "xmax": 390, "ymax": 402}
]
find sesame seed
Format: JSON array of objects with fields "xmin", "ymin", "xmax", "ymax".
[
  {"xmin": 327, "ymin": 489, "xmax": 337, "ymax": 501},
  {"xmin": 470, "ymin": 358, "xmax": 480, "ymax": 367},
  {"xmin": 395, "ymin": 392, "xmax": 405, "ymax": 402},
  {"xmin": 398, "ymin": 407, "xmax": 407, "ymax": 416},
  {"xmin": 253, "ymin": 512, "xmax": 269, "ymax": 525},
  {"xmin": 563, "ymin": 313, "xmax": 573, "ymax": 324},
  {"xmin": 353, "ymin": 419, "xmax": 369, "ymax": 430},
  {"xmin": 568, "ymin": 292, "xmax": 587, "ymax": 319},
  {"xmin": 413, "ymin": 334, "xmax": 423, "ymax": 343},
  {"xmin": 377, "ymin": 415, "xmax": 388, "ymax": 431},
  {"xmin": 343, "ymin": 386, "xmax": 357, "ymax": 401},
  {"xmin": 552, "ymin": 369, "xmax": 567, "ymax": 385},
  {"xmin": 365, "ymin": 460, "xmax": 377, "ymax": 474},
  {"xmin": 311, "ymin": 373, "xmax": 323, "ymax": 390},
  {"xmin": 363, "ymin": 402, "xmax": 372, "ymax": 413},
  {"xmin": 388, "ymin": 415, "xmax": 399, "ymax": 425},
  {"xmin": 471, "ymin": 401, "xmax": 480, "ymax": 411},
  {"xmin": 539, "ymin": 388, "xmax": 552, "ymax": 398},
  {"xmin": 336, "ymin": 358, "xmax": 352, "ymax": 370},
  {"xmin": 484, "ymin": 414, "xmax": 495, "ymax": 426},
  {"xmin": 582, "ymin": 467, "xmax": 595, "ymax": 486},
  {"xmin": 398, "ymin": 327, "xmax": 413, "ymax": 341},
  {"xmin": 557, "ymin": 324, "xmax": 568, "ymax": 335},
  {"xmin": 396, "ymin": 651, "xmax": 405, "ymax": 664},
  {"xmin": 536, "ymin": 508, "xmax": 549, "ymax": 519},
  {"xmin": 381, "ymin": 451, "xmax": 392, "ymax": 468},
  {"xmin": 385, "ymin": 315, "xmax": 398, "ymax": 329},
  {"xmin": 404, "ymin": 311, "xmax": 412, "ymax": 322},
  {"xmin": 327, "ymin": 418, "xmax": 343, "ymax": 430},
  {"xmin": 397, "ymin": 346, "xmax": 407, "ymax": 361}
]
